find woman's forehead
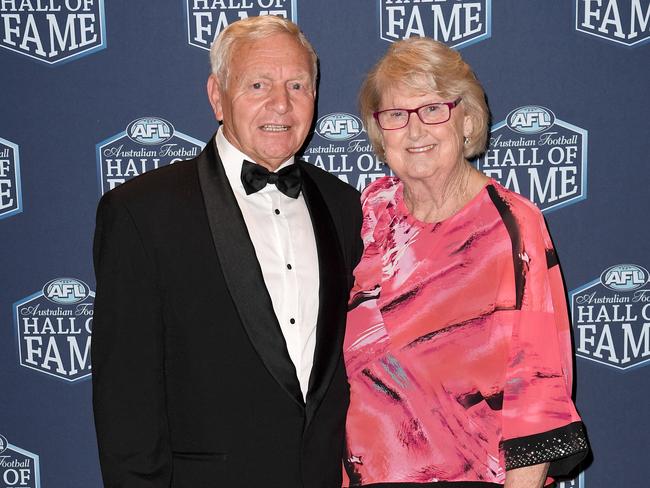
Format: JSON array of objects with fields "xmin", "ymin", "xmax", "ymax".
[{"xmin": 380, "ymin": 85, "xmax": 445, "ymax": 105}]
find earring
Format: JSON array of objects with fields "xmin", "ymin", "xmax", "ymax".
[{"xmin": 463, "ymin": 136, "xmax": 470, "ymax": 146}]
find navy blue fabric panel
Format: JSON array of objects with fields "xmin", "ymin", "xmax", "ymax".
[{"xmin": 0, "ymin": 1, "xmax": 648, "ymax": 487}]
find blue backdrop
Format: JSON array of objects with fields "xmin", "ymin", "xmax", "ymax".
[{"xmin": 1, "ymin": 1, "xmax": 649, "ymax": 487}]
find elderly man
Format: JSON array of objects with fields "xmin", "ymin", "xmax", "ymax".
[{"xmin": 91, "ymin": 16, "xmax": 362, "ymax": 488}]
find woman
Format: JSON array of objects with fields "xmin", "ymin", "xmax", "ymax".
[{"xmin": 343, "ymin": 38, "xmax": 588, "ymax": 488}]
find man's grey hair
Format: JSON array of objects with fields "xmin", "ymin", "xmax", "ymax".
[{"xmin": 209, "ymin": 16, "xmax": 318, "ymax": 89}]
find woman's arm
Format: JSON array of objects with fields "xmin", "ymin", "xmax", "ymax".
[{"xmin": 504, "ymin": 462, "xmax": 550, "ymax": 488}]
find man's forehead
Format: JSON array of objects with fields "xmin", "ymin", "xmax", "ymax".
[
  {"xmin": 234, "ymin": 33, "xmax": 304, "ymax": 56},
  {"xmin": 235, "ymin": 67, "xmax": 312, "ymax": 80},
  {"xmin": 230, "ymin": 38, "xmax": 312, "ymax": 77}
]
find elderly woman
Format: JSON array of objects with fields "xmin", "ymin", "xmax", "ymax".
[{"xmin": 343, "ymin": 38, "xmax": 588, "ymax": 488}]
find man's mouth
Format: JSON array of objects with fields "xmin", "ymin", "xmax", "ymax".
[
  {"xmin": 261, "ymin": 124, "xmax": 289, "ymax": 132},
  {"xmin": 407, "ymin": 143, "xmax": 436, "ymax": 153}
]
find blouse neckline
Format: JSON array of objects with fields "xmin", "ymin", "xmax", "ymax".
[{"xmin": 394, "ymin": 178, "xmax": 494, "ymax": 229}]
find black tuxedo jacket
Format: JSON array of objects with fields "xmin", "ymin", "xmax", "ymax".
[{"xmin": 91, "ymin": 140, "xmax": 363, "ymax": 488}]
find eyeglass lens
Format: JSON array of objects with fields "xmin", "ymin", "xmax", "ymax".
[{"xmin": 378, "ymin": 103, "xmax": 451, "ymax": 129}]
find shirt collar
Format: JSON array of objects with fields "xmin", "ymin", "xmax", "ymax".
[{"xmin": 215, "ymin": 126, "xmax": 295, "ymax": 195}]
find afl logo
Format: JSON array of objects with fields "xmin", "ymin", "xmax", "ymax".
[
  {"xmin": 127, "ymin": 117, "xmax": 174, "ymax": 145},
  {"xmin": 600, "ymin": 264, "xmax": 649, "ymax": 292},
  {"xmin": 316, "ymin": 113, "xmax": 363, "ymax": 141},
  {"xmin": 0, "ymin": 434, "xmax": 7, "ymax": 454},
  {"xmin": 43, "ymin": 278, "xmax": 91, "ymax": 305},
  {"xmin": 506, "ymin": 106, "xmax": 555, "ymax": 134}
]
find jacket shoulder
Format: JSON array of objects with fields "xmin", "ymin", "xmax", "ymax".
[{"xmin": 99, "ymin": 158, "xmax": 199, "ymax": 210}]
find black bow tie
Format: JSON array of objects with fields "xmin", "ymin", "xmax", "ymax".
[{"xmin": 240, "ymin": 160, "xmax": 302, "ymax": 199}]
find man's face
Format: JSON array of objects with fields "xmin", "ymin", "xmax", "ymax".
[{"xmin": 207, "ymin": 33, "xmax": 315, "ymax": 171}]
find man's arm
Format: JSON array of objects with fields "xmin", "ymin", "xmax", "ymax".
[{"xmin": 92, "ymin": 193, "xmax": 171, "ymax": 488}]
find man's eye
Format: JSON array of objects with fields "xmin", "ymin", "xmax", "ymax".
[
  {"xmin": 252, "ymin": 82, "xmax": 262, "ymax": 89},
  {"xmin": 291, "ymin": 82, "xmax": 302, "ymax": 90}
]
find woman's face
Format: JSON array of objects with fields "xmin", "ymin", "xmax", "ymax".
[{"xmin": 379, "ymin": 85, "xmax": 472, "ymax": 184}]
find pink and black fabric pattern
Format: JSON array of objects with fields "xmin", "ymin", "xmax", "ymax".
[{"xmin": 343, "ymin": 177, "xmax": 588, "ymax": 487}]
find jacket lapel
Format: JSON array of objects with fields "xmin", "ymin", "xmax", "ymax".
[
  {"xmin": 197, "ymin": 140, "xmax": 304, "ymax": 408},
  {"xmin": 300, "ymin": 164, "xmax": 348, "ymax": 429}
]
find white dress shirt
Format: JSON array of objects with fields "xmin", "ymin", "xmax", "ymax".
[{"xmin": 215, "ymin": 128, "xmax": 320, "ymax": 401}]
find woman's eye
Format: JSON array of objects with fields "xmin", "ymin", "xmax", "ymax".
[
  {"xmin": 425, "ymin": 105, "xmax": 440, "ymax": 113},
  {"xmin": 389, "ymin": 110, "xmax": 405, "ymax": 118}
]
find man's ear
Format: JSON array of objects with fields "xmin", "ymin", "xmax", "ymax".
[{"xmin": 207, "ymin": 74, "xmax": 224, "ymax": 121}]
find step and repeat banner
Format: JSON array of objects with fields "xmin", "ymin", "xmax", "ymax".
[{"xmin": 1, "ymin": 1, "xmax": 648, "ymax": 487}]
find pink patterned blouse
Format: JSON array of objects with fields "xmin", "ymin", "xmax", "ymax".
[{"xmin": 343, "ymin": 177, "xmax": 588, "ymax": 487}]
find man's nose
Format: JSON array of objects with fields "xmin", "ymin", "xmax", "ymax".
[{"xmin": 266, "ymin": 85, "xmax": 290, "ymax": 114}]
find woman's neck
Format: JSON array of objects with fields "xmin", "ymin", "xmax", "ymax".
[{"xmin": 402, "ymin": 161, "xmax": 487, "ymax": 223}]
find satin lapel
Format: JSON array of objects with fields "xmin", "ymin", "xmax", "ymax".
[
  {"xmin": 300, "ymin": 164, "xmax": 348, "ymax": 429},
  {"xmin": 197, "ymin": 141, "xmax": 303, "ymax": 407}
]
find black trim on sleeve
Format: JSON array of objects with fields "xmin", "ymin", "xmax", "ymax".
[{"xmin": 501, "ymin": 421, "xmax": 588, "ymax": 475}]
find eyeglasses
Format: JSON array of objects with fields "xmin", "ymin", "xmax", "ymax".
[{"xmin": 373, "ymin": 97, "xmax": 462, "ymax": 130}]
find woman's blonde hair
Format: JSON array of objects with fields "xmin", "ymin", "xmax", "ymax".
[{"xmin": 359, "ymin": 37, "xmax": 489, "ymax": 160}]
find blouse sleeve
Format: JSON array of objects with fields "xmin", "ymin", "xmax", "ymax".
[
  {"xmin": 499, "ymin": 204, "xmax": 589, "ymax": 477},
  {"xmin": 347, "ymin": 178, "xmax": 394, "ymax": 309},
  {"xmin": 359, "ymin": 181, "xmax": 380, "ymax": 247}
]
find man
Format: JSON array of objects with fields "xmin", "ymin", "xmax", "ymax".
[{"xmin": 91, "ymin": 16, "xmax": 362, "ymax": 488}]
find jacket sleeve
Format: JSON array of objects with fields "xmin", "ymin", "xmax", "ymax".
[{"xmin": 91, "ymin": 193, "xmax": 172, "ymax": 488}]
